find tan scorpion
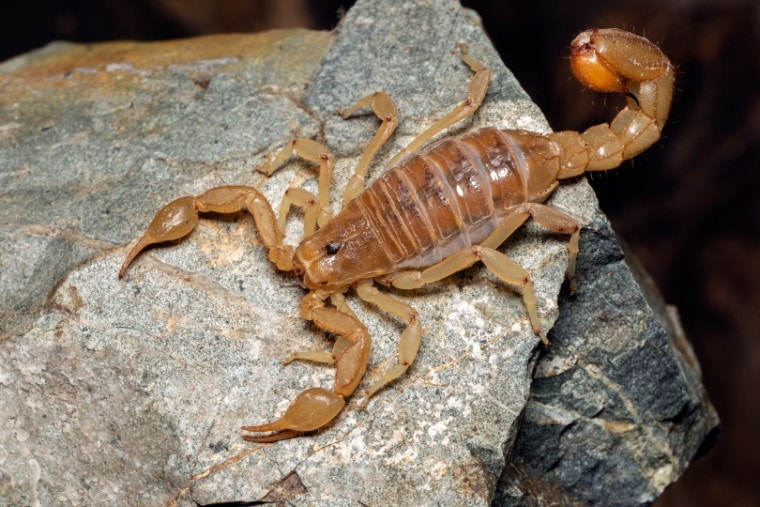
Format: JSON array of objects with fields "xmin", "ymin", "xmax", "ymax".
[{"xmin": 118, "ymin": 28, "xmax": 674, "ymax": 442}]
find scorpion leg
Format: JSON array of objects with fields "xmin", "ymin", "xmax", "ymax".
[
  {"xmin": 480, "ymin": 204, "xmax": 581, "ymax": 293},
  {"xmin": 341, "ymin": 92, "xmax": 398, "ymax": 202},
  {"xmin": 391, "ymin": 202, "xmax": 580, "ymax": 344},
  {"xmin": 278, "ymin": 187, "xmax": 322, "ymax": 237},
  {"xmin": 354, "ymin": 280, "xmax": 422, "ymax": 407},
  {"xmin": 392, "ymin": 245, "xmax": 545, "ymax": 344},
  {"xmin": 385, "ymin": 48, "xmax": 491, "ymax": 168},
  {"xmin": 242, "ymin": 291, "xmax": 372, "ymax": 441},
  {"xmin": 258, "ymin": 138, "xmax": 335, "ymax": 228},
  {"xmin": 523, "ymin": 205, "xmax": 580, "ymax": 293},
  {"xmin": 119, "ymin": 185, "xmax": 288, "ymax": 277}
]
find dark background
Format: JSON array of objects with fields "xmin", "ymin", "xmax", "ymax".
[{"xmin": 3, "ymin": 1, "xmax": 758, "ymax": 505}]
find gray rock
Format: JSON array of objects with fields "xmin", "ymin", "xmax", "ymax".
[
  {"xmin": 0, "ymin": 0, "xmax": 716, "ymax": 505},
  {"xmin": 495, "ymin": 216, "xmax": 719, "ymax": 506}
]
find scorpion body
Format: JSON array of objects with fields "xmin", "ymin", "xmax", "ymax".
[
  {"xmin": 308, "ymin": 127, "xmax": 560, "ymax": 279},
  {"xmin": 118, "ymin": 29, "xmax": 675, "ymax": 442}
]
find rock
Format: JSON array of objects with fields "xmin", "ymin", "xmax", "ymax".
[
  {"xmin": 0, "ymin": 0, "xmax": 717, "ymax": 505},
  {"xmin": 495, "ymin": 216, "xmax": 720, "ymax": 506}
]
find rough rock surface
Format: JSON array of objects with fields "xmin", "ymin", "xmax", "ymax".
[
  {"xmin": 0, "ymin": 0, "xmax": 717, "ymax": 505},
  {"xmin": 496, "ymin": 216, "xmax": 719, "ymax": 506}
]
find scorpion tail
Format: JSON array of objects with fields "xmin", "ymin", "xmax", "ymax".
[{"xmin": 552, "ymin": 28, "xmax": 675, "ymax": 178}]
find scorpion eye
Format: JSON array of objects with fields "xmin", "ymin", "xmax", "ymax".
[{"xmin": 325, "ymin": 241, "xmax": 342, "ymax": 255}]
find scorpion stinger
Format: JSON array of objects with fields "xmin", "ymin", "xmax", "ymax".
[{"xmin": 119, "ymin": 28, "xmax": 674, "ymax": 442}]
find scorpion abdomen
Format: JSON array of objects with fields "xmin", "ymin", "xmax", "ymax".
[{"xmin": 355, "ymin": 126, "xmax": 561, "ymax": 270}]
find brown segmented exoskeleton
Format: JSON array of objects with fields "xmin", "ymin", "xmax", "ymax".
[{"xmin": 118, "ymin": 28, "xmax": 675, "ymax": 442}]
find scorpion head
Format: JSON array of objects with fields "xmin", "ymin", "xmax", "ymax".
[{"xmin": 292, "ymin": 201, "xmax": 393, "ymax": 292}]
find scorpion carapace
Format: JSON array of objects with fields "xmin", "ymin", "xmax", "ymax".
[{"xmin": 118, "ymin": 28, "xmax": 675, "ymax": 442}]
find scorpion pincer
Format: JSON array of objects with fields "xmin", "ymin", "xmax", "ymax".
[{"xmin": 118, "ymin": 28, "xmax": 675, "ymax": 442}]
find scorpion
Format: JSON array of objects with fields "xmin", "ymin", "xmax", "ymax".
[{"xmin": 118, "ymin": 28, "xmax": 674, "ymax": 442}]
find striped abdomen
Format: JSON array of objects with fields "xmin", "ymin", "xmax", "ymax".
[{"xmin": 355, "ymin": 126, "xmax": 561, "ymax": 270}]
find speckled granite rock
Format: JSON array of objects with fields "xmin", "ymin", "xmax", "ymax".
[{"xmin": 0, "ymin": 0, "xmax": 717, "ymax": 505}]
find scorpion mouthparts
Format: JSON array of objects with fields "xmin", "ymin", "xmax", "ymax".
[{"xmin": 294, "ymin": 267, "xmax": 306, "ymax": 285}]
